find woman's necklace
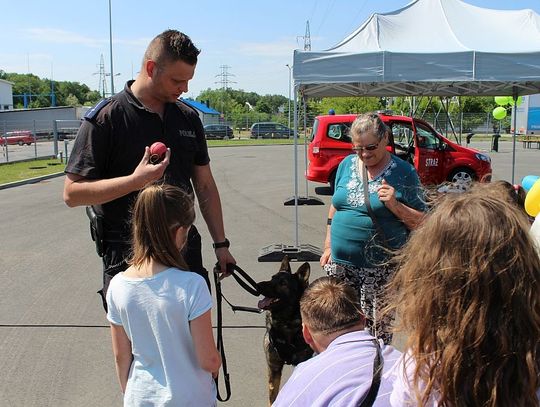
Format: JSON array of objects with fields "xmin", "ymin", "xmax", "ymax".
[{"xmin": 357, "ymin": 154, "xmax": 392, "ymax": 181}]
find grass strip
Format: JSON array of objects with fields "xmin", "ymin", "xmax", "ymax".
[{"xmin": 0, "ymin": 158, "xmax": 65, "ymax": 185}]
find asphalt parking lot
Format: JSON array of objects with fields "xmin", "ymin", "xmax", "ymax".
[{"xmin": 0, "ymin": 140, "xmax": 537, "ymax": 406}]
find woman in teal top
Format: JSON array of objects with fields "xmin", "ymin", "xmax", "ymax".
[{"xmin": 320, "ymin": 113, "xmax": 425, "ymax": 344}]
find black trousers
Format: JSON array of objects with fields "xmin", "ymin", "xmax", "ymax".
[{"xmin": 97, "ymin": 225, "xmax": 210, "ymax": 312}]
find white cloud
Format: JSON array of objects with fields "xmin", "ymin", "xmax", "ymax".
[
  {"xmin": 236, "ymin": 39, "xmax": 298, "ymax": 58},
  {"xmin": 22, "ymin": 28, "xmax": 106, "ymax": 47}
]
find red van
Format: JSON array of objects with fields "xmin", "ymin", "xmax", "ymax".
[{"xmin": 306, "ymin": 113, "xmax": 492, "ymax": 190}]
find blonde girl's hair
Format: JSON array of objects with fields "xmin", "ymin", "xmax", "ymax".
[
  {"xmin": 129, "ymin": 183, "xmax": 195, "ymax": 271},
  {"xmin": 387, "ymin": 183, "xmax": 540, "ymax": 406}
]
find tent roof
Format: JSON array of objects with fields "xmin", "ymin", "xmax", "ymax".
[{"xmin": 293, "ymin": 0, "xmax": 540, "ymax": 97}]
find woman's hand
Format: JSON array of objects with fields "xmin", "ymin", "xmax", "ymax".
[
  {"xmin": 378, "ymin": 178, "xmax": 425, "ymax": 230},
  {"xmin": 320, "ymin": 247, "xmax": 332, "ymax": 267},
  {"xmin": 377, "ymin": 179, "xmax": 399, "ymax": 210}
]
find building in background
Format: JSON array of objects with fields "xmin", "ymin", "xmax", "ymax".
[
  {"xmin": 180, "ymin": 98, "xmax": 220, "ymax": 125},
  {"xmin": 512, "ymin": 94, "xmax": 540, "ymax": 135},
  {"xmin": 0, "ymin": 79, "xmax": 14, "ymax": 111}
]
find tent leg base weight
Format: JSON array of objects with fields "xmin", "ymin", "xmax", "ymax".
[
  {"xmin": 283, "ymin": 196, "xmax": 325, "ymax": 206},
  {"xmin": 258, "ymin": 244, "xmax": 323, "ymax": 262}
]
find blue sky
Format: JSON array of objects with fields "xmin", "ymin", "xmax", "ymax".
[{"xmin": 2, "ymin": 0, "xmax": 539, "ymax": 98}]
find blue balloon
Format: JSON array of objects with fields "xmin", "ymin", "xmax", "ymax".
[{"xmin": 522, "ymin": 175, "xmax": 540, "ymax": 192}]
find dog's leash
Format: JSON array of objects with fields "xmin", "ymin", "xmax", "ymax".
[{"xmin": 213, "ymin": 263, "xmax": 262, "ymax": 402}]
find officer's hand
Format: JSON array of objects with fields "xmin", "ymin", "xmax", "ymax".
[
  {"xmin": 214, "ymin": 248, "xmax": 236, "ymax": 280},
  {"xmin": 132, "ymin": 147, "xmax": 171, "ymax": 189}
]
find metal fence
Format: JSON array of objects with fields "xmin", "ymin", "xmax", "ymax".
[
  {"xmin": 1, "ymin": 119, "xmax": 80, "ymax": 163},
  {"xmin": 0, "ymin": 111, "xmax": 512, "ymax": 163},
  {"xmin": 219, "ymin": 111, "xmax": 512, "ymax": 141}
]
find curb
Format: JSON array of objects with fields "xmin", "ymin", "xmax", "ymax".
[{"xmin": 0, "ymin": 172, "xmax": 65, "ymax": 191}]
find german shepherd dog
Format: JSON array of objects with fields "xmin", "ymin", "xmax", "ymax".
[{"xmin": 257, "ymin": 256, "xmax": 313, "ymax": 404}]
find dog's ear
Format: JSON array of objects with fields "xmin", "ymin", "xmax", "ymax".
[
  {"xmin": 280, "ymin": 255, "xmax": 291, "ymax": 273},
  {"xmin": 295, "ymin": 262, "xmax": 310, "ymax": 287}
]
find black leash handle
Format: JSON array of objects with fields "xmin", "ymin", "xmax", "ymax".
[
  {"xmin": 214, "ymin": 271, "xmax": 231, "ymax": 402},
  {"xmin": 214, "ymin": 262, "xmax": 261, "ymax": 296},
  {"xmin": 212, "ymin": 262, "xmax": 260, "ymax": 402}
]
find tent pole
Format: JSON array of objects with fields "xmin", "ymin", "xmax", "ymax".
[
  {"xmin": 303, "ymin": 94, "xmax": 309, "ymax": 197},
  {"xmin": 257, "ymin": 83, "xmax": 322, "ymax": 262},
  {"xmin": 283, "ymin": 92, "xmax": 323, "ymax": 207},
  {"xmin": 293, "ymin": 88, "xmax": 299, "ymax": 246},
  {"xmin": 511, "ymin": 88, "xmax": 518, "ymax": 185}
]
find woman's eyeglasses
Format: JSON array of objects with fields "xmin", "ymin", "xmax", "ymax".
[{"xmin": 352, "ymin": 140, "xmax": 381, "ymax": 152}]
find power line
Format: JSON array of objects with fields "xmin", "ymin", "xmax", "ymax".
[
  {"xmin": 315, "ymin": 0, "xmax": 337, "ymax": 38},
  {"xmin": 214, "ymin": 65, "xmax": 236, "ymax": 90},
  {"xmin": 297, "ymin": 21, "xmax": 312, "ymax": 51},
  {"xmin": 93, "ymin": 54, "xmax": 108, "ymax": 98}
]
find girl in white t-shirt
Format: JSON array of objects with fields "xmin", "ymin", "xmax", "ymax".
[
  {"xmin": 106, "ymin": 184, "xmax": 221, "ymax": 406},
  {"xmin": 386, "ymin": 183, "xmax": 540, "ymax": 406}
]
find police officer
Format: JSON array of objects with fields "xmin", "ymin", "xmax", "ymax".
[{"xmin": 63, "ymin": 29, "xmax": 235, "ymax": 310}]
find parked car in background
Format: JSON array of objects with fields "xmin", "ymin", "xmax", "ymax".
[
  {"xmin": 0, "ymin": 130, "xmax": 34, "ymax": 146},
  {"xmin": 203, "ymin": 124, "xmax": 233, "ymax": 140},
  {"xmin": 306, "ymin": 112, "xmax": 492, "ymax": 191},
  {"xmin": 250, "ymin": 122, "xmax": 293, "ymax": 139}
]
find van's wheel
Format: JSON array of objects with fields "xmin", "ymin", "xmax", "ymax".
[
  {"xmin": 448, "ymin": 168, "xmax": 475, "ymax": 191},
  {"xmin": 18, "ymin": 141, "xmax": 24, "ymax": 146}
]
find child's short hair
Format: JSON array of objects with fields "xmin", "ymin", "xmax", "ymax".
[{"xmin": 300, "ymin": 277, "xmax": 364, "ymax": 335}]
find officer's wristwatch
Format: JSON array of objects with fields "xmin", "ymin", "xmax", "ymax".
[{"xmin": 212, "ymin": 238, "xmax": 230, "ymax": 249}]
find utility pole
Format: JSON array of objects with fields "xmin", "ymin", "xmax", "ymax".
[
  {"xmin": 214, "ymin": 65, "xmax": 236, "ymax": 122},
  {"xmin": 214, "ymin": 65, "xmax": 236, "ymax": 90},
  {"xmin": 93, "ymin": 54, "xmax": 108, "ymax": 98},
  {"xmin": 108, "ymin": 0, "xmax": 115, "ymax": 95},
  {"xmin": 304, "ymin": 21, "xmax": 311, "ymax": 51},
  {"xmin": 50, "ymin": 63, "xmax": 56, "ymax": 107}
]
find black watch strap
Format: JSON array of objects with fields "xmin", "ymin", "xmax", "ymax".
[{"xmin": 213, "ymin": 238, "xmax": 230, "ymax": 249}]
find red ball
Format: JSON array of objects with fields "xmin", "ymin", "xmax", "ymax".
[{"xmin": 149, "ymin": 142, "xmax": 167, "ymax": 164}]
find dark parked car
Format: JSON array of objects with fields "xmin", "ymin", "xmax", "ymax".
[
  {"xmin": 204, "ymin": 124, "xmax": 233, "ymax": 140},
  {"xmin": 250, "ymin": 122, "xmax": 293, "ymax": 139}
]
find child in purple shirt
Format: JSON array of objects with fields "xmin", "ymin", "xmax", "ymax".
[{"xmin": 273, "ymin": 277, "xmax": 401, "ymax": 407}]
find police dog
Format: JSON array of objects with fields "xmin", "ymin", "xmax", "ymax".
[{"xmin": 257, "ymin": 256, "xmax": 312, "ymax": 404}]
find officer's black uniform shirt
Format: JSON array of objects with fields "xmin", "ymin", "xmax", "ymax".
[{"xmin": 66, "ymin": 80, "xmax": 210, "ymax": 236}]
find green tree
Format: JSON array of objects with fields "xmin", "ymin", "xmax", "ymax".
[
  {"xmin": 4, "ymin": 72, "xmax": 101, "ymax": 108},
  {"xmin": 308, "ymin": 97, "xmax": 383, "ymax": 116},
  {"xmin": 65, "ymin": 94, "xmax": 80, "ymax": 106}
]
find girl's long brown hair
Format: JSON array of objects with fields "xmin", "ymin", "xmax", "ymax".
[
  {"xmin": 387, "ymin": 183, "xmax": 540, "ymax": 406},
  {"xmin": 129, "ymin": 183, "xmax": 195, "ymax": 271}
]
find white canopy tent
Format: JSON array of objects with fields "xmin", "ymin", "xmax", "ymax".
[
  {"xmin": 293, "ymin": 0, "xmax": 540, "ymax": 98},
  {"xmin": 263, "ymin": 0, "xmax": 540, "ymax": 260}
]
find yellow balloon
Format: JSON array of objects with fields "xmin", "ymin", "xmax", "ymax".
[
  {"xmin": 493, "ymin": 106, "xmax": 507, "ymax": 120},
  {"xmin": 494, "ymin": 96, "xmax": 509, "ymax": 106},
  {"xmin": 509, "ymin": 96, "xmax": 523, "ymax": 106},
  {"xmin": 525, "ymin": 178, "xmax": 540, "ymax": 217}
]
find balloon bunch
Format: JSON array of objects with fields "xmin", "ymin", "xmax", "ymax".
[
  {"xmin": 523, "ymin": 175, "xmax": 540, "ymax": 217},
  {"xmin": 492, "ymin": 96, "xmax": 523, "ymax": 120},
  {"xmin": 522, "ymin": 175, "xmax": 540, "ymax": 248}
]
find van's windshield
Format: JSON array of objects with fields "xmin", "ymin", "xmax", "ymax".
[{"xmin": 310, "ymin": 119, "xmax": 318, "ymax": 142}]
